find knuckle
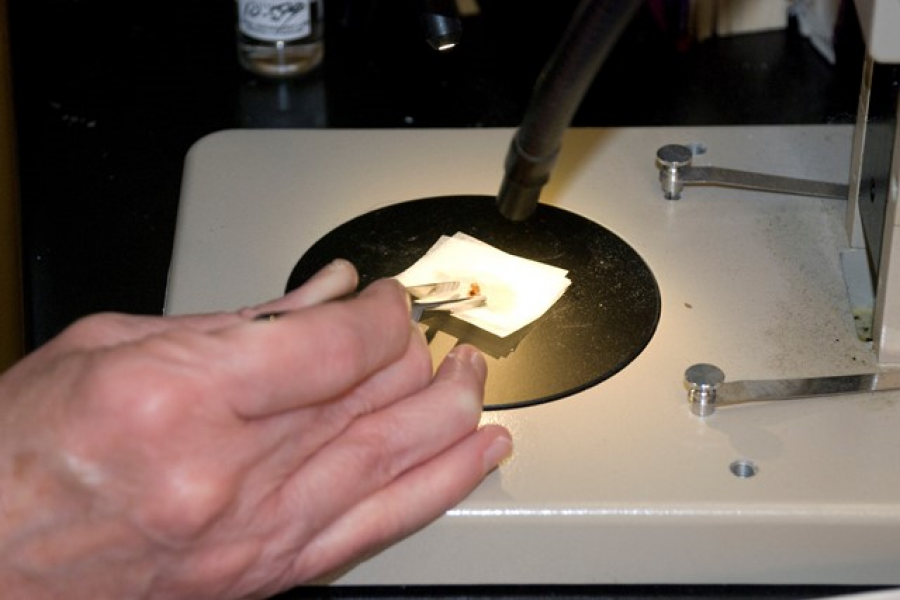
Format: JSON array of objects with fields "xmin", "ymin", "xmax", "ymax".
[
  {"xmin": 74, "ymin": 348, "xmax": 198, "ymax": 440},
  {"xmin": 137, "ymin": 468, "xmax": 234, "ymax": 542},
  {"xmin": 356, "ymin": 421, "xmax": 415, "ymax": 482},
  {"xmin": 57, "ymin": 312, "xmax": 124, "ymax": 346},
  {"xmin": 337, "ymin": 428, "xmax": 405, "ymax": 486}
]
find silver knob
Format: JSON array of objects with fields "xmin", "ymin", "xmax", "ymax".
[
  {"xmin": 685, "ymin": 363, "xmax": 725, "ymax": 417},
  {"xmin": 656, "ymin": 144, "xmax": 693, "ymax": 200},
  {"xmin": 656, "ymin": 144, "xmax": 693, "ymax": 167}
]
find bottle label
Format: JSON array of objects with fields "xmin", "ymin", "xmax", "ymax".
[{"xmin": 239, "ymin": 0, "xmax": 313, "ymax": 42}]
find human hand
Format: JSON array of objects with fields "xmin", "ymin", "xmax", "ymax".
[{"xmin": 0, "ymin": 259, "xmax": 512, "ymax": 600}]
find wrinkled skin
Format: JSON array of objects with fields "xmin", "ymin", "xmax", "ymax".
[{"xmin": 0, "ymin": 260, "xmax": 512, "ymax": 599}]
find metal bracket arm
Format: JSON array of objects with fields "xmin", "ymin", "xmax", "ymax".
[
  {"xmin": 684, "ymin": 363, "xmax": 900, "ymax": 417},
  {"xmin": 656, "ymin": 144, "xmax": 849, "ymax": 201}
]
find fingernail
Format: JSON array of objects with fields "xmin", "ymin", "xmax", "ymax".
[
  {"xmin": 448, "ymin": 345, "xmax": 486, "ymax": 379},
  {"xmin": 326, "ymin": 258, "xmax": 354, "ymax": 278},
  {"xmin": 442, "ymin": 346, "xmax": 487, "ymax": 416},
  {"xmin": 321, "ymin": 258, "xmax": 357, "ymax": 285},
  {"xmin": 483, "ymin": 434, "xmax": 513, "ymax": 473}
]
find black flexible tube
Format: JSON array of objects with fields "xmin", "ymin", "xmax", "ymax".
[
  {"xmin": 497, "ymin": 0, "xmax": 642, "ymax": 221},
  {"xmin": 419, "ymin": 0, "xmax": 462, "ymax": 51}
]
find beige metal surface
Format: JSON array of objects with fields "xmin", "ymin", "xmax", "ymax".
[
  {"xmin": 167, "ymin": 126, "xmax": 900, "ymax": 584},
  {"xmin": 854, "ymin": 0, "xmax": 900, "ymax": 63}
]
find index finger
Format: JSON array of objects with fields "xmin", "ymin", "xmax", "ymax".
[
  {"xmin": 43, "ymin": 259, "xmax": 361, "ymax": 356},
  {"xmin": 209, "ymin": 278, "xmax": 416, "ymax": 418}
]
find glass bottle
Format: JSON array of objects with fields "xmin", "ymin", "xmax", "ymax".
[{"xmin": 236, "ymin": 0, "xmax": 324, "ymax": 78}]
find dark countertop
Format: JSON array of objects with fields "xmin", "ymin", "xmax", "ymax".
[{"xmin": 7, "ymin": 2, "xmax": 884, "ymax": 597}]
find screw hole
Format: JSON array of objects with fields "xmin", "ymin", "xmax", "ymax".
[{"xmin": 730, "ymin": 459, "xmax": 758, "ymax": 479}]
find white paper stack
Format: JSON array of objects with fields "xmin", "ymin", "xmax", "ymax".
[{"xmin": 395, "ymin": 232, "xmax": 571, "ymax": 338}]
